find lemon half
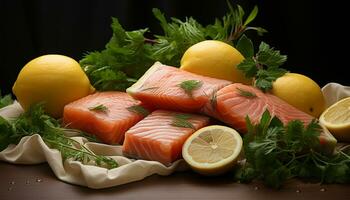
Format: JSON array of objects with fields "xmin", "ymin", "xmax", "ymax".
[
  {"xmin": 182, "ymin": 125, "xmax": 243, "ymax": 175},
  {"xmin": 320, "ymin": 97, "xmax": 350, "ymax": 142}
]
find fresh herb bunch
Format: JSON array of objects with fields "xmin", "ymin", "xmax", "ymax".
[
  {"xmin": 236, "ymin": 36, "xmax": 288, "ymax": 92},
  {"xmin": 0, "ymin": 104, "xmax": 118, "ymax": 169},
  {"xmin": 235, "ymin": 110, "xmax": 350, "ymax": 188},
  {"xmin": 80, "ymin": 2, "xmax": 265, "ymax": 91},
  {"xmin": 0, "ymin": 90, "xmax": 13, "ymax": 109}
]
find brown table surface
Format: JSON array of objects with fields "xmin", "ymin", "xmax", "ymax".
[{"xmin": 1, "ymin": 161, "xmax": 349, "ymax": 200}]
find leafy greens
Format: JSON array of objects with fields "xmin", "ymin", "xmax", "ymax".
[
  {"xmin": 80, "ymin": 2, "xmax": 265, "ymax": 91},
  {"xmin": 235, "ymin": 110, "xmax": 350, "ymax": 188}
]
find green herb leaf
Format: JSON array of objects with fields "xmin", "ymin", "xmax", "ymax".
[
  {"xmin": 236, "ymin": 87, "xmax": 257, "ymax": 98},
  {"xmin": 127, "ymin": 105, "xmax": 150, "ymax": 117},
  {"xmin": 179, "ymin": 80, "xmax": 203, "ymax": 97},
  {"xmin": 236, "ymin": 34, "xmax": 254, "ymax": 58},
  {"xmin": 0, "ymin": 90, "xmax": 13, "ymax": 109},
  {"xmin": 0, "ymin": 116, "xmax": 15, "ymax": 151},
  {"xmin": 171, "ymin": 114, "xmax": 195, "ymax": 129},
  {"xmin": 243, "ymin": 5, "xmax": 258, "ymax": 26},
  {"xmin": 89, "ymin": 104, "xmax": 109, "ymax": 113},
  {"xmin": 237, "ymin": 41, "xmax": 288, "ymax": 92},
  {"xmin": 257, "ymin": 42, "xmax": 287, "ymax": 67}
]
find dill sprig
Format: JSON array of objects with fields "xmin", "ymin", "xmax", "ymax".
[
  {"xmin": 0, "ymin": 104, "xmax": 118, "ymax": 169},
  {"xmin": 179, "ymin": 80, "xmax": 203, "ymax": 97},
  {"xmin": 236, "ymin": 88, "xmax": 257, "ymax": 98},
  {"xmin": 127, "ymin": 105, "xmax": 150, "ymax": 117},
  {"xmin": 89, "ymin": 104, "xmax": 109, "ymax": 113},
  {"xmin": 171, "ymin": 114, "xmax": 195, "ymax": 130}
]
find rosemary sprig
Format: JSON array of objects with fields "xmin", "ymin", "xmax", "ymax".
[
  {"xmin": 179, "ymin": 80, "xmax": 203, "ymax": 97},
  {"xmin": 127, "ymin": 105, "xmax": 150, "ymax": 117},
  {"xmin": 171, "ymin": 114, "xmax": 196, "ymax": 129}
]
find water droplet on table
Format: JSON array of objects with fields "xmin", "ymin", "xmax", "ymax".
[
  {"xmin": 296, "ymin": 189, "xmax": 301, "ymax": 193},
  {"xmin": 9, "ymin": 181, "xmax": 15, "ymax": 185},
  {"xmin": 254, "ymin": 186, "xmax": 259, "ymax": 190},
  {"xmin": 320, "ymin": 188, "xmax": 326, "ymax": 192},
  {"xmin": 25, "ymin": 180, "xmax": 30, "ymax": 185},
  {"xmin": 36, "ymin": 178, "xmax": 42, "ymax": 183}
]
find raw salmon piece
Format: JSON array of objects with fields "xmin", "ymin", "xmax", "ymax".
[
  {"xmin": 127, "ymin": 62, "xmax": 231, "ymax": 112},
  {"xmin": 63, "ymin": 92, "xmax": 150, "ymax": 144},
  {"xmin": 205, "ymin": 83, "xmax": 337, "ymax": 153},
  {"xmin": 211, "ymin": 83, "xmax": 314, "ymax": 132},
  {"xmin": 122, "ymin": 110, "xmax": 210, "ymax": 165}
]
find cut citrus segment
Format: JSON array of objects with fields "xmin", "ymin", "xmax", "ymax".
[
  {"xmin": 182, "ymin": 125, "xmax": 243, "ymax": 175},
  {"xmin": 320, "ymin": 97, "xmax": 350, "ymax": 142}
]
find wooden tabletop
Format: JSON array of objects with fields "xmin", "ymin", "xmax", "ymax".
[{"xmin": 1, "ymin": 161, "xmax": 349, "ymax": 200}]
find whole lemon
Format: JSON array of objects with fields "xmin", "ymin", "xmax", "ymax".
[
  {"xmin": 180, "ymin": 40, "xmax": 251, "ymax": 84},
  {"xmin": 271, "ymin": 73, "xmax": 326, "ymax": 117},
  {"xmin": 13, "ymin": 54, "xmax": 94, "ymax": 118}
]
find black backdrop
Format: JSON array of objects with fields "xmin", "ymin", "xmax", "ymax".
[{"xmin": 0, "ymin": 0, "xmax": 348, "ymax": 95}]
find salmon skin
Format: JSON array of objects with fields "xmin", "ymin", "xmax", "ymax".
[
  {"xmin": 122, "ymin": 110, "xmax": 210, "ymax": 165},
  {"xmin": 127, "ymin": 62, "xmax": 231, "ymax": 113},
  {"xmin": 63, "ymin": 92, "xmax": 151, "ymax": 144},
  {"xmin": 205, "ymin": 83, "xmax": 337, "ymax": 153}
]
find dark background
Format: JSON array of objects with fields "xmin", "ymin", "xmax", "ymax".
[{"xmin": 0, "ymin": 0, "xmax": 348, "ymax": 95}]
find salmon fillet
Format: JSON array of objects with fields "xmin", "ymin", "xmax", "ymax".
[
  {"xmin": 204, "ymin": 83, "xmax": 337, "ymax": 153},
  {"xmin": 127, "ymin": 62, "xmax": 231, "ymax": 112},
  {"xmin": 122, "ymin": 110, "xmax": 210, "ymax": 165},
  {"xmin": 208, "ymin": 83, "xmax": 314, "ymax": 132},
  {"xmin": 63, "ymin": 92, "xmax": 150, "ymax": 144}
]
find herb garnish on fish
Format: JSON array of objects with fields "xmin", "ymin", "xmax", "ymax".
[
  {"xmin": 171, "ymin": 114, "xmax": 195, "ymax": 129},
  {"xmin": 89, "ymin": 104, "xmax": 109, "ymax": 113},
  {"xmin": 179, "ymin": 80, "xmax": 203, "ymax": 97},
  {"xmin": 127, "ymin": 105, "xmax": 150, "ymax": 117}
]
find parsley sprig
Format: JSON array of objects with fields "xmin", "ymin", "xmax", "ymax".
[
  {"xmin": 0, "ymin": 104, "xmax": 118, "ymax": 169},
  {"xmin": 235, "ymin": 110, "xmax": 350, "ymax": 188},
  {"xmin": 237, "ymin": 37, "xmax": 288, "ymax": 92}
]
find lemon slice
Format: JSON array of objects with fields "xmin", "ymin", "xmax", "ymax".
[
  {"xmin": 182, "ymin": 125, "xmax": 243, "ymax": 175},
  {"xmin": 320, "ymin": 97, "xmax": 350, "ymax": 142}
]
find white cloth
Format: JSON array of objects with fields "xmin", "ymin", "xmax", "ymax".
[{"xmin": 1, "ymin": 83, "xmax": 349, "ymax": 189}]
